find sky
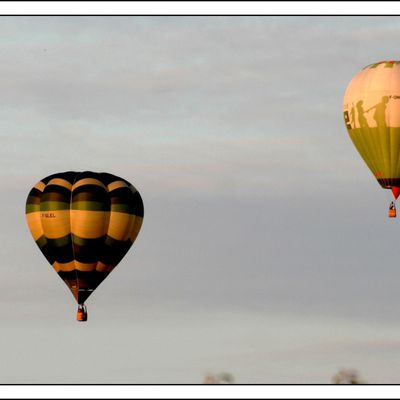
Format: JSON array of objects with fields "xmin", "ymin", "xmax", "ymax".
[{"xmin": 3, "ymin": 15, "xmax": 400, "ymax": 384}]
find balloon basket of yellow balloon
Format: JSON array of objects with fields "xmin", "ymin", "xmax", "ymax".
[
  {"xmin": 77, "ymin": 304, "xmax": 88, "ymax": 322},
  {"xmin": 388, "ymin": 202, "xmax": 397, "ymax": 218}
]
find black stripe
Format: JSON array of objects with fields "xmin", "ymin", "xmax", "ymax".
[
  {"xmin": 131, "ymin": 191, "xmax": 144, "ymax": 217},
  {"xmin": 73, "ymin": 236, "xmax": 106, "ymax": 263},
  {"xmin": 99, "ymin": 236, "xmax": 132, "ymax": 266},
  {"xmin": 46, "ymin": 237, "xmax": 74, "ymax": 263},
  {"xmin": 109, "ymin": 186, "xmax": 131, "ymax": 199},
  {"xmin": 38, "ymin": 243, "xmax": 56, "ymax": 265},
  {"xmin": 109, "ymin": 187, "xmax": 138, "ymax": 214},
  {"xmin": 77, "ymin": 270, "xmax": 108, "ymax": 290},
  {"xmin": 27, "ymin": 187, "xmax": 43, "ymax": 199},
  {"xmin": 75, "ymin": 171, "xmax": 99, "ymax": 181},
  {"xmin": 72, "ymin": 184, "xmax": 109, "ymax": 204},
  {"xmin": 26, "ymin": 193, "xmax": 42, "ymax": 205},
  {"xmin": 377, "ymin": 178, "xmax": 400, "ymax": 188},
  {"xmin": 42, "ymin": 184, "xmax": 71, "ymax": 202}
]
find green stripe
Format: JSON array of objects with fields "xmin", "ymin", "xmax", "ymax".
[
  {"xmin": 111, "ymin": 204, "xmax": 136, "ymax": 214},
  {"xmin": 72, "ymin": 234, "xmax": 105, "ymax": 246},
  {"xmin": 40, "ymin": 201, "xmax": 70, "ymax": 211},
  {"xmin": 36, "ymin": 235, "xmax": 47, "ymax": 249},
  {"xmin": 26, "ymin": 204, "xmax": 41, "ymax": 213},
  {"xmin": 71, "ymin": 201, "xmax": 109, "ymax": 211},
  {"xmin": 47, "ymin": 235, "xmax": 71, "ymax": 247}
]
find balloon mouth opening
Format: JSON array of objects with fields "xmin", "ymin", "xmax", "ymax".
[{"xmin": 391, "ymin": 186, "xmax": 400, "ymax": 200}]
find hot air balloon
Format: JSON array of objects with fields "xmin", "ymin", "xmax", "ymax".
[
  {"xmin": 25, "ymin": 171, "xmax": 144, "ymax": 321},
  {"xmin": 343, "ymin": 60, "xmax": 400, "ymax": 218}
]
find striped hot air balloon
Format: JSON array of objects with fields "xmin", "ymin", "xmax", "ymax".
[
  {"xmin": 25, "ymin": 171, "xmax": 144, "ymax": 321},
  {"xmin": 343, "ymin": 60, "xmax": 400, "ymax": 217}
]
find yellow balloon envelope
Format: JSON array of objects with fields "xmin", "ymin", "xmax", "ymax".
[{"xmin": 343, "ymin": 60, "xmax": 400, "ymax": 200}]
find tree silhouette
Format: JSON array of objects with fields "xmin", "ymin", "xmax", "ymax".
[
  {"xmin": 332, "ymin": 368, "xmax": 364, "ymax": 384},
  {"xmin": 203, "ymin": 372, "xmax": 234, "ymax": 384}
]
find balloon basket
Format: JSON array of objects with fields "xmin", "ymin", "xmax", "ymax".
[
  {"xmin": 388, "ymin": 202, "xmax": 397, "ymax": 218},
  {"xmin": 77, "ymin": 304, "xmax": 88, "ymax": 322}
]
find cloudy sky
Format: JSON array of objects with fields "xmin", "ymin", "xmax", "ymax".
[{"xmin": 2, "ymin": 15, "xmax": 400, "ymax": 384}]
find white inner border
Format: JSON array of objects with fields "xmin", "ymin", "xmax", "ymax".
[
  {"xmin": 3, "ymin": 3, "xmax": 400, "ymax": 398},
  {"xmin": 0, "ymin": 2, "xmax": 398, "ymax": 16}
]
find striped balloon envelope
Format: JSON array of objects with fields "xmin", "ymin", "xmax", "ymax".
[
  {"xmin": 25, "ymin": 171, "xmax": 144, "ymax": 317},
  {"xmin": 343, "ymin": 60, "xmax": 400, "ymax": 201}
]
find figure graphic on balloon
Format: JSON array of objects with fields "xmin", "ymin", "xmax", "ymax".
[
  {"xmin": 366, "ymin": 96, "xmax": 390, "ymax": 128},
  {"xmin": 350, "ymin": 105, "xmax": 356, "ymax": 129},
  {"xmin": 356, "ymin": 100, "xmax": 369, "ymax": 128},
  {"xmin": 343, "ymin": 61, "xmax": 400, "ymax": 218},
  {"xmin": 25, "ymin": 171, "xmax": 144, "ymax": 321}
]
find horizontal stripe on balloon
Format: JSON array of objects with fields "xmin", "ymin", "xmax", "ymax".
[
  {"xmin": 46, "ymin": 237, "xmax": 74, "ymax": 263},
  {"xmin": 72, "ymin": 178, "xmax": 106, "ymax": 191},
  {"xmin": 130, "ymin": 217, "xmax": 143, "ymax": 242},
  {"xmin": 47, "ymin": 178, "xmax": 72, "ymax": 190},
  {"xmin": 53, "ymin": 261, "xmax": 75, "ymax": 272},
  {"xmin": 107, "ymin": 212, "xmax": 135, "ymax": 241},
  {"xmin": 35, "ymin": 235, "xmax": 47, "ymax": 249},
  {"xmin": 40, "ymin": 201, "xmax": 70, "ymax": 211},
  {"xmin": 95, "ymin": 262, "xmax": 114, "ymax": 273},
  {"xmin": 26, "ymin": 212, "xmax": 44, "ymax": 240},
  {"xmin": 34, "ymin": 181, "xmax": 46, "ymax": 192},
  {"xmin": 26, "ymin": 188, "xmax": 42, "ymax": 202},
  {"xmin": 100, "ymin": 237, "xmax": 132, "ymax": 266},
  {"xmin": 110, "ymin": 203, "xmax": 137, "ymax": 214},
  {"xmin": 107, "ymin": 180, "xmax": 128, "ymax": 192},
  {"xmin": 25, "ymin": 203, "xmax": 41, "ymax": 214},
  {"xmin": 42, "ymin": 172, "xmax": 78, "ymax": 185},
  {"xmin": 73, "ymin": 236, "xmax": 106, "ymax": 264},
  {"xmin": 71, "ymin": 201, "xmax": 110, "ymax": 211},
  {"xmin": 74, "ymin": 261, "xmax": 98, "ymax": 272},
  {"xmin": 70, "ymin": 210, "xmax": 110, "ymax": 238},
  {"xmin": 41, "ymin": 210, "xmax": 71, "ymax": 239},
  {"xmin": 72, "ymin": 184, "xmax": 109, "ymax": 201},
  {"xmin": 42, "ymin": 184, "xmax": 72, "ymax": 199},
  {"xmin": 46, "ymin": 234, "xmax": 71, "ymax": 248}
]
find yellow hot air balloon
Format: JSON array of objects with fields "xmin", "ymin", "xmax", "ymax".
[
  {"xmin": 25, "ymin": 171, "xmax": 144, "ymax": 321},
  {"xmin": 343, "ymin": 60, "xmax": 400, "ymax": 217}
]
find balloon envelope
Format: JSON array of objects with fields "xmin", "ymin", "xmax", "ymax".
[
  {"xmin": 25, "ymin": 171, "xmax": 144, "ymax": 304},
  {"xmin": 343, "ymin": 60, "xmax": 400, "ymax": 198}
]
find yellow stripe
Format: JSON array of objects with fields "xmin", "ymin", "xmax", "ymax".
[
  {"xmin": 130, "ymin": 217, "xmax": 143, "ymax": 242},
  {"xmin": 96, "ymin": 262, "xmax": 114, "ymax": 273},
  {"xmin": 34, "ymin": 181, "xmax": 46, "ymax": 192},
  {"xmin": 47, "ymin": 178, "xmax": 72, "ymax": 190},
  {"xmin": 41, "ymin": 210, "xmax": 71, "ymax": 239},
  {"xmin": 72, "ymin": 178, "xmax": 106, "ymax": 190},
  {"xmin": 53, "ymin": 261, "xmax": 75, "ymax": 272},
  {"xmin": 107, "ymin": 212, "xmax": 135, "ymax": 241},
  {"xmin": 70, "ymin": 210, "xmax": 110, "ymax": 238},
  {"xmin": 107, "ymin": 180, "xmax": 128, "ymax": 192},
  {"xmin": 26, "ymin": 211, "xmax": 44, "ymax": 241},
  {"xmin": 75, "ymin": 261, "xmax": 97, "ymax": 272}
]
